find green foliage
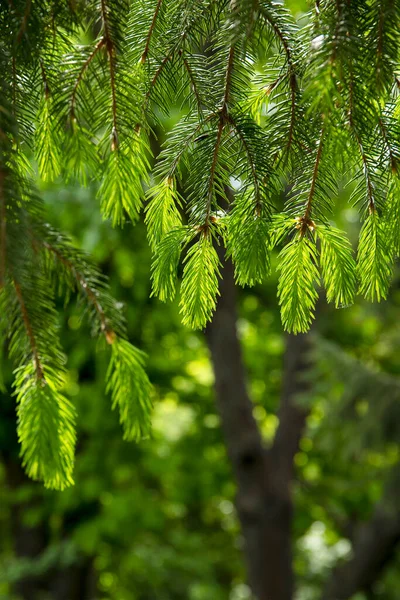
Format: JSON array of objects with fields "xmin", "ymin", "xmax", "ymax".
[
  {"xmin": 277, "ymin": 234, "xmax": 319, "ymax": 334},
  {"xmin": 14, "ymin": 366, "xmax": 76, "ymax": 490},
  {"xmin": 226, "ymin": 190, "xmax": 271, "ymax": 287},
  {"xmin": 318, "ymin": 225, "xmax": 356, "ymax": 308},
  {"xmin": 5, "ymin": 0, "xmax": 400, "ymax": 329},
  {"xmin": 180, "ymin": 233, "xmax": 221, "ymax": 329},
  {"xmin": 98, "ymin": 134, "xmax": 150, "ymax": 226},
  {"xmin": 35, "ymin": 97, "xmax": 62, "ymax": 182},
  {"xmin": 357, "ymin": 213, "xmax": 393, "ymax": 302},
  {"xmin": 385, "ymin": 180, "xmax": 400, "ymax": 258},
  {"xmin": 145, "ymin": 177, "xmax": 182, "ymax": 252},
  {"xmin": 151, "ymin": 226, "xmax": 191, "ymax": 301},
  {"xmin": 4, "ymin": 172, "xmax": 400, "ymax": 599},
  {"xmin": 107, "ymin": 338, "xmax": 152, "ymax": 441},
  {"xmin": 0, "ymin": 115, "xmax": 151, "ymax": 488},
  {"xmin": 3, "ymin": 0, "xmax": 400, "ymax": 487}
]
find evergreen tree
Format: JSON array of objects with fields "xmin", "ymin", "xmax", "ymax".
[{"xmin": 1, "ymin": 0, "xmax": 400, "ymax": 487}]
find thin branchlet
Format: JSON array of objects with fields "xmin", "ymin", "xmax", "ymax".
[
  {"xmin": 301, "ymin": 124, "xmax": 325, "ymax": 233},
  {"xmin": 13, "ymin": 279, "xmax": 45, "ymax": 380},
  {"xmin": 100, "ymin": 0, "xmax": 118, "ymax": 148},
  {"xmin": 348, "ymin": 61, "xmax": 376, "ymax": 213},
  {"xmin": 205, "ymin": 46, "xmax": 235, "ymax": 226},
  {"xmin": 182, "ymin": 56, "xmax": 203, "ymax": 111},
  {"xmin": 168, "ymin": 113, "xmax": 215, "ymax": 176},
  {"xmin": 143, "ymin": 53, "xmax": 172, "ymax": 112},
  {"xmin": 70, "ymin": 38, "xmax": 106, "ymax": 121},
  {"xmin": 229, "ymin": 116, "xmax": 261, "ymax": 212},
  {"xmin": 42, "ymin": 240, "xmax": 116, "ymax": 343},
  {"xmin": 261, "ymin": 6, "xmax": 297, "ymax": 153},
  {"xmin": 379, "ymin": 116, "xmax": 397, "ymax": 174},
  {"xmin": 140, "ymin": 0, "xmax": 163, "ymax": 63}
]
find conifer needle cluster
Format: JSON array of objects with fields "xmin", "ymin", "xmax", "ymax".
[{"xmin": 1, "ymin": 0, "xmax": 400, "ymax": 486}]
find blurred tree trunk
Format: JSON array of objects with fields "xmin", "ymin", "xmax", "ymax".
[
  {"xmin": 205, "ymin": 256, "xmax": 310, "ymax": 600},
  {"xmin": 322, "ymin": 494, "xmax": 400, "ymax": 600},
  {"xmin": 205, "ymin": 257, "xmax": 400, "ymax": 600}
]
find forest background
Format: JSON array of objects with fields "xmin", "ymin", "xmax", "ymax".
[{"xmin": 3, "ymin": 0, "xmax": 400, "ymax": 599}]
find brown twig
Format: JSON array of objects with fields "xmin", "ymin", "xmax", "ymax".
[
  {"xmin": 42, "ymin": 241, "xmax": 115, "ymax": 344},
  {"xmin": 301, "ymin": 125, "xmax": 325, "ymax": 233},
  {"xmin": 13, "ymin": 280, "xmax": 45, "ymax": 380},
  {"xmin": 70, "ymin": 38, "xmax": 106, "ymax": 120},
  {"xmin": 140, "ymin": 0, "xmax": 163, "ymax": 64},
  {"xmin": 168, "ymin": 112, "xmax": 215, "ymax": 176},
  {"xmin": 143, "ymin": 54, "xmax": 171, "ymax": 113},
  {"xmin": 229, "ymin": 117, "xmax": 261, "ymax": 213},
  {"xmin": 182, "ymin": 56, "xmax": 203, "ymax": 111},
  {"xmin": 378, "ymin": 116, "xmax": 397, "ymax": 173},
  {"xmin": 100, "ymin": 0, "xmax": 118, "ymax": 148},
  {"xmin": 348, "ymin": 64, "xmax": 376, "ymax": 213},
  {"xmin": 205, "ymin": 47, "xmax": 235, "ymax": 225},
  {"xmin": 261, "ymin": 8, "xmax": 297, "ymax": 153}
]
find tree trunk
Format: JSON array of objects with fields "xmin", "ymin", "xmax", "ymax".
[
  {"xmin": 205, "ymin": 257, "xmax": 311, "ymax": 600},
  {"xmin": 323, "ymin": 499, "xmax": 400, "ymax": 600}
]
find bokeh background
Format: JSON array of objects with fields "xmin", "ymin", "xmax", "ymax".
[{"xmin": 3, "ymin": 1, "xmax": 400, "ymax": 599}]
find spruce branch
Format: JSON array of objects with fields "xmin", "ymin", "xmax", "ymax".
[
  {"xmin": 70, "ymin": 38, "xmax": 106, "ymax": 121},
  {"xmin": 378, "ymin": 116, "xmax": 398, "ymax": 174},
  {"xmin": 167, "ymin": 112, "xmax": 215, "ymax": 177},
  {"xmin": 357, "ymin": 212, "xmax": 392, "ymax": 301},
  {"xmin": 145, "ymin": 176, "xmax": 182, "ymax": 252},
  {"xmin": 348, "ymin": 70, "xmax": 376, "ymax": 213},
  {"xmin": 106, "ymin": 338, "xmax": 152, "ymax": 441},
  {"xmin": 318, "ymin": 224, "xmax": 356, "ymax": 308},
  {"xmin": 100, "ymin": 0, "xmax": 119, "ymax": 148},
  {"xmin": 41, "ymin": 240, "xmax": 115, "ymax": 343},
  {"xmin": 229, "ymin": 117, "xmax": 261, "ymax": 210},
  {"xmin": 355, "ymin": 132, "xmax": 376, "ymax": 214},
  {"xmin": 205, "ymin": 46, "xmax": 235, "ymax": 226},
  {"xmin": 140, "ymin": 0, "xmax": 163, "ymax": 64},
  {"xmin": 260, "ymin": 3, "xmax": 297, "ymax": 152},
  {"xmin": 14, "ymin": 371, "xmax": 76, "ymax": 490},
  {"xmin": 182, "ymin": 56, "xmax": 203, "ymax": 111},
  {"xmin": 13, "ymin": 279, "xmax": 45, "ymax": 381},
  {"xmin": 261, "ymin": 5, "xmax": 294, "ymax": 69},
  {"xmin": 300, "ymin": 124, "xmax": 325, "ymax": 233},
  {"xmin": 3, "ymin": 0, "xmax": 400, "ymax": 488},
  {"xmin": 143, "ymin": 53, "xmax": 172, "ymax": 114},
  {"xmin": 179, "ymin": 230, "xmax": 221, "ymax": 329},
  {"xmin": 277, "ymin": 235, "xmax": 319, "ymax": 333}
]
